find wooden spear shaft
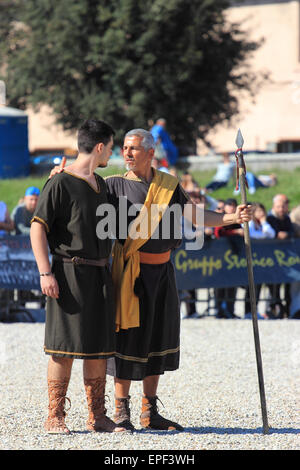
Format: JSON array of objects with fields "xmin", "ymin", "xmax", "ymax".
[{"xmin": 236, "ymin": 146, "xmax": 269, "ymax": 435}]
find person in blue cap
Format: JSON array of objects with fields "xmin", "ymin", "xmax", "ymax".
[{"xmin": 12, "ymin": 186, "xmax": 40, "ymax": 235}]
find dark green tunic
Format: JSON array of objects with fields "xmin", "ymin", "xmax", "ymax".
[
  {"xmin": 32, "ymin": 171, "xmax": 115, "ymax": 359},
  {"xmin": 105, "ymin": 173, "xmax": 188, "ymax": 380}
]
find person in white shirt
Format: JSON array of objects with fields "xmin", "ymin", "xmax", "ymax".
[
  {"xmin": 249, "ymin": 203, "xmax": 276, "ymax": 239},
  {"xmin": 205, "ymin": 153, "xmax": 234, "ymax": 192},
  {"xmin": 245, "ymin": 203, "xmax": 275, "ymax": 319}
]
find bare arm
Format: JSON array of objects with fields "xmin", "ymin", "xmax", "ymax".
[
  {"xmin": 183, "ymin": 200, "xmax": 252, "ymax": 227},
  {"xmin": 0, "ymin": 209, "xmax": 14, "ymax": 232},
  {"xmin": 203, "ymin": 208, "xmax": 250, "ymax": 227},
  {"xmin": 30, "ymin": 221, "xmax": 59, "ymax": 298}
]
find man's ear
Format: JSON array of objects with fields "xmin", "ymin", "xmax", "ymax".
[
  {"xmin": 96, "ymin": 142, "xmax": 104, "ymax": 153},
  {"xmin": 148, "ymin": 148, "xmax": 155, "ymax": 159}
]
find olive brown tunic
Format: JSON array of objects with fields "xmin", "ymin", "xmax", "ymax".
[
  {"xmin": 31, "ymin": 171, "xmax": 115, "ymax": 359},
  {"xmin": 105, "ymin": 172, "xmax": 189, "ymax": 380}
]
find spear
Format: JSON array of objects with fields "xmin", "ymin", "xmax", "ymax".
[{"xmin": 235, "ymin": 129, "xmax": 269, "ymax": 434}]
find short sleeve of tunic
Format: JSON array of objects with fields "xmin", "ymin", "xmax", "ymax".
[
  {"xmin": 173, "ymin": 183, "xmax": 190, "ymax": 210},
  {"xmin": 31, "ymin": 177, "xmax": 62, "ymax": 234},
  {"xmin": 31, "ymin": 172, "xmax": 112, "ymax": 259}
]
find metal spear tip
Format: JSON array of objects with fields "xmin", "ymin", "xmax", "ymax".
[{"xmin": 235, "ymin": 128, "xmax": 244, "ymax": 149}]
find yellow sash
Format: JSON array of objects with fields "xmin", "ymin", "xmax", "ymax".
[{"xmin": 111, "ymin": 169, "xmax": 178, "ymax": 332}]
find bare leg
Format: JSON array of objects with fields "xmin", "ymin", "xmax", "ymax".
[
  {"xmin": 83, "ymin": 358, "xmax": 107, "ymax": 379},
  {"xmin": 48, "ymin": 355, "xmax": 73, "ymax": 380},
  {"xmin": 115, "ymin": 378, "xmax": 131, "ymax": 398},
  {"xmin": 114, "ymin": 375, "xmax": 160, "ymax": 397},
  {"xmin": 143, "ymin": 375, "xmax": 159, "ymax": 396}
]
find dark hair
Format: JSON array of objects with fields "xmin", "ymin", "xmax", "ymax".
[
  {"xmin": 253, "ymin": 202, "xmax": 266, "ymax": 213},
  {"xmin": 77, "ymin": 119, "xmax": 115, "ymax": 153},
  {"xmin": 224, "ymin": 198, "xmax": 237, "ymax": 207}
]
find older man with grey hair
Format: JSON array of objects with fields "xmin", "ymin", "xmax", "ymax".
[
  {"xmin": 104, "ymin": 128, "xmax": 252, "ymax": 432},
  {"xmin": 105, "ymin": 128, "xmax": 188, "ymax": 431}
]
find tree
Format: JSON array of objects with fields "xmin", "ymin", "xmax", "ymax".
[{"xmin": 0, "ymin": 0, "xmax": 263, "ymax": 152}]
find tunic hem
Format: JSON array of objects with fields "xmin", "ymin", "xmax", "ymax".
[
  {"xmin": 44, "ymin": 347, "xmax": 116, "ymax": 360},
  {"xmin": 115, "ymin": 346, "xmax": 180, "ymax": 363},
  {"xmin": 106, "ymin": 353, "xmax": 180, "ymax": 381}
]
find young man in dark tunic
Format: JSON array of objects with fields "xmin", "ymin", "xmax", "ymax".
[
  {"xmin": 30, "ymin": 119, "xmax": 125, "ymax": 434},
  {"xmin": 104, "ymin": 129, "xmax": 252, "ymax": 432}
]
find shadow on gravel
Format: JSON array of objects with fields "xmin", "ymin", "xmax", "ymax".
[
  {"xmin": 182, "ymin": 427, "xmax": 300, "ymax": 435},
  {"xmin": 68, "ymin": 427, "xmax": 300, "ymax": 436}
]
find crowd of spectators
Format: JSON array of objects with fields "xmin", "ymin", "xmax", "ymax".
[
  {"xmin": 0, "ymin": 186, "xmax": 42, "ymax": 314},
  {"xmin": 1, "ymin": 168, "xmax": 300, "ymax": 321},
  {"xmin": 132, "ymin": 138, "xmax": 300, "ymax": 321},
  {"xmin": 177, "ymin": 169, "xmax": 300, "ymax": 320},
  {"xmin": 0, "ymin": 186, "xmax": 40, "ymax": 238}
]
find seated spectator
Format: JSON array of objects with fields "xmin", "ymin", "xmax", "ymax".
[
  {"xmin": 202, "ymin": 192, "xmax": 218, "ymax": 211},
  {"xmin": 181, "ymin": 172, "xmax": 219, "ymax": 215},
  {"xmin": 290, "ymin": 203, "xmax": 300, "ymax": 237},
  {"xmin": 244, "ymin": 203, "xmax": 276, "ymax": 320},
  {"xmin": 267, "ymin": 194, "xmax": 294, "ymax": 239},
  {"xmin": 205, "ymin": 153, "xmax": 234, "ymax": 192},
  {"xmin": 151, "ymin": 157, "xmax": 170, "ymax": 173},
  {"xmin": 0, "ymin": 201, "xmax": 14, "ymax": 237},
  {"xmin": 216, "ymin": 199, "xmax": 225, "ymax": 213},
  {"xmin": 249, "ymin": 203, "xmax": 276, "ymax": 239},
  {"xmin": 265, "ymin": 194, "xmax": 294, "ymax": 318},
  {"xmin": 181, "ymin": 171, "xmax": 219, "ymax": 212},
  {"xmin": 214, "ymin": 198, "xmax": 244, "ymax": 238},
  {"xmin": 214, "ymin": 198, "xmax": 243, "ymax": 318},
  {"xmin": 168, "ymin": 167, "xmax": 178, "ymax": 178},
  {"xmin": 288, "ymin": 203, "xmax": 300, "ymax": 318},
  {"xmin": 234, "ymin": 172, "xmax": 277, "ymax": 195},
  {"xmin": 180, "ymin": 171, "xmax": 200, "ymax": 194},
  {"xmin": 204, "ymin": 200, "xmax": 225, "ymax": 238},
  {"xmin": 12, "ymin": 186, "xmax": 40, "ymax": 235},
  {"xmin": 256, "ymin": 173, "xmax": 277, "ymax": 187}
]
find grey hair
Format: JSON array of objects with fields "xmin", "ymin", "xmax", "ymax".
[{"xmin": 125, "ymin": 128, "xmax": 155, "ymax": 150}]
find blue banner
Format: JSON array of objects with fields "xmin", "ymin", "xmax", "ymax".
[
  {"xmin": 172, "ymin": 236, "xmax": 300, "ymax": 289},
  {"xmin": 1, "ymin": 235, "xmax": 300, "ymax": 291},
  {"xmin": 0, "ymin": 235, "xmax": 40, "ymax": 290}
]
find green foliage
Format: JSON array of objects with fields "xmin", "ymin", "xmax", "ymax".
[{"xmin": 1, "ymin": 0, "xmax": 263, "ymax": 150}]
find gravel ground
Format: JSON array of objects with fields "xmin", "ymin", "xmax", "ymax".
[{"xmin": 0, "ymin": 317, "xmax": 299, "ymax": 451}]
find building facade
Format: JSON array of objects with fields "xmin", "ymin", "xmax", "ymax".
[{"xmin": 198, "ymin": 0, "xmax": 300, "ymax": 155}]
